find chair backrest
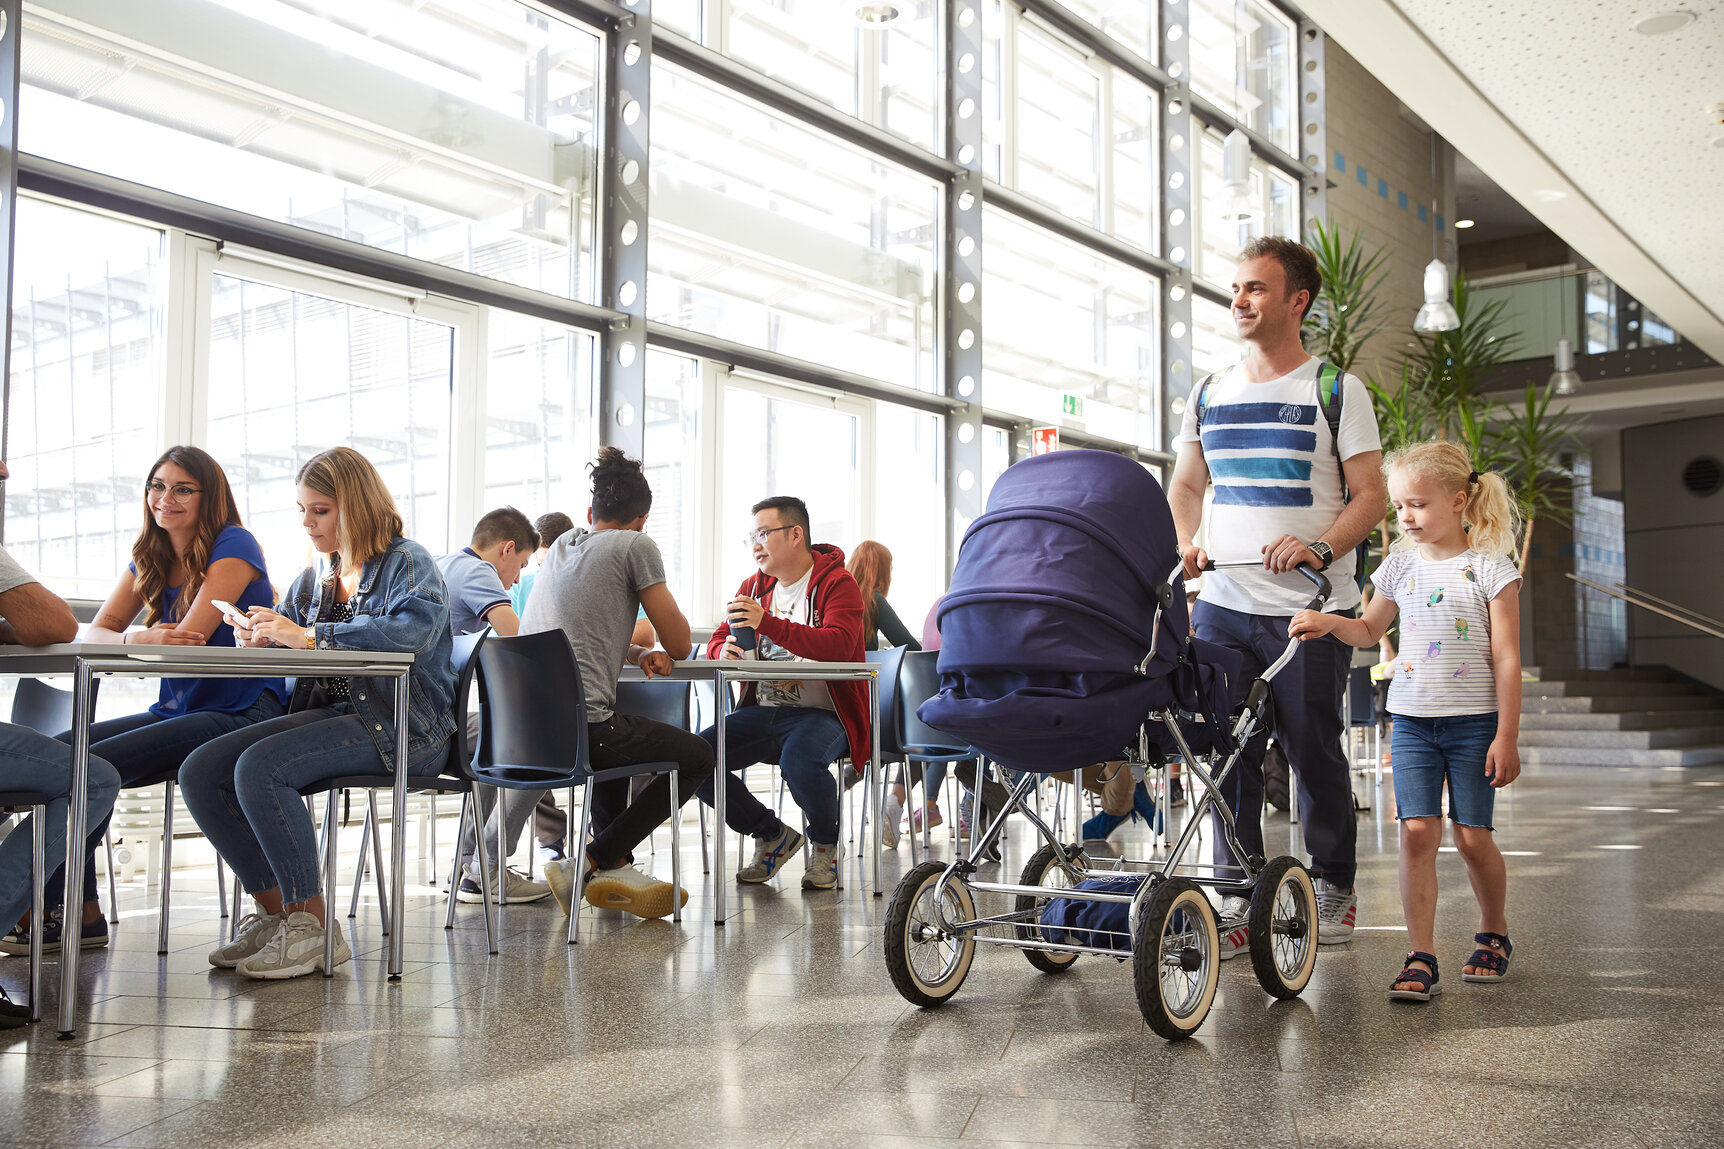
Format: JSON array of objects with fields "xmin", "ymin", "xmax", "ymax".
[
  {"xmin": 612, "ymin": 679, "xmax": 693, "ymax": 730},
  {"xmin": 10, "ymin": 676, "xmax": 98, "ymax": 737},
  {"xmin": 898, "ymin": 649, "xmax": 971, "ymax": 759},
  {"xmin": 472, "ymin": 630, "xmax": 591, "ymax": 789},
  {"xmin": 447, "ymin": 630, "xmax": 488, "ymax": 774},
  {"xmin": 865, "ymin": 646, "xmax": 907, "ymax": 757}
]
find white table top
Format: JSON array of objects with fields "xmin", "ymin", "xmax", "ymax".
[
  {"xmin": 0, "ymin": 642, "xmax": 414, "ymax": 676},
  {"xmin": 617, "ymin": 659, "xmax": 878, "ymax": 683}
]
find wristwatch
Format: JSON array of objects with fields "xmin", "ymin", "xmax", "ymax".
[{"xmin": 1307, "ymin": 540, "xmax": 1334, "ymax": 570}]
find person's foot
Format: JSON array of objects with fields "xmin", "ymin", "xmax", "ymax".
[
  {"xmin": 1082, "ymin": 809, "xmax": 1128, "ymax": 842},
  {"xmin": 542, "ymin": 858, "xmax": 576, "ymax": 915},
  {"xmin": 738, "ymin": 824, "xmax": 804, "ymax": 884},
  {"xmin": 456, "ymin": 862, "xmax": 551, "ymax": 905},
  {"xmin": 209, "ymin": 912, "xmax": 285, "ymax": 969},
  {"xmin": 237, "ymin": 912, "xmax": 351, "ymax": 979},
  {"xmin": 1315, "ymin": 879, "xmax": 1357, "ymax": 944},
  {"xmin": 881, "ymin": 791, "xmax": 903, "ymax": 849},
  {"xmin": 1130, "ymin": 786, "xmax": 1163, "ymax": 833},
  {"xmin": 801, "ymin": 841, "xmax": 840, "ymax": 890},
  {"xmin": 1217, "ymin": 895, "xmax": 1250, "ymax": 960},
  {"xmin": 842, "ymin": 764, "xmax": 865, "ymax": 792},
  {"xmin": 1167, "ymin": 776, "xmax": 1186, "ymax": 807},
  {"xmin": 1389, "ymin": 952, "xmax": 1441, "ymax": 1001},
  {"xmin": 958, "ymin": 790, "xmax": 974, "ymax": 835},
  {"xmin": 584, "ymin": 863, "xmax": 687, "ymax": 919},
  {"xmin": 0, "ymin": 910, "xmax": 108, "ymax": 956},
  {"xmin": 911, "ymin": 805, "xmax": 943, "ymax": 833},
  {"xmin": 0, "ymin": 985, "xmax": 31, "ymax": 1028}
]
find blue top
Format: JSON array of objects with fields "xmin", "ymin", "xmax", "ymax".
[
  {"xmin": 436, "ymin": 548, "xmax": 511, "ymax": 637},
  {"xmin": 135, "ymin": 524, "xmax": 287, "ymax": 718},
  {"xmin": 513, "ymin": 566, "xmax": 647, "ymax": 624}
]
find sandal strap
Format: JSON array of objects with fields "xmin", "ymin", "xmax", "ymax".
[
  {"xmin": 1466, "ymin": 947, "xmax": 1509, "ymax": 973},
  {"xmin": 1473, "ymin": 931, "xmax": 1512, "ymax": 957},
  {"xmin": 1401, "ymin": 950, "xmax": 1440, "ymax": 981}
]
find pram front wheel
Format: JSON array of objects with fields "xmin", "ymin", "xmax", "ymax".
[
  {"xmin": 885, "ymin": 861, "xmax": 978, "ymax": 1008},
  {"xmin": 1248, "ymin": 855, "xmax": 1318, "ymax": 999},
  {"xmin": 1015, "ymin": 843, "xmax": 1091, "ymax": 973},
  {"xmin": 1131, "ymin": 877, "xmax": 1220, "ymax": 1041}
]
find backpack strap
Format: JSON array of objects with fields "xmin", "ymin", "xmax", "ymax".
[
  {"xmin": 1194, "ymin": 364, "xmax": 1233, "ymax": 439},
  {"xmin": 1314, "ymin": 360, "xmax": 1349, "ymax": 502}
]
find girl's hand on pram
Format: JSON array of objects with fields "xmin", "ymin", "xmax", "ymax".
[
  {"xmin": 1288, "ymin": 609, "xmax": 1332, "ymax": 641},
  {"xmin": 1485, "ymin": 736, "xmax": 1521, "ymax": 787}
]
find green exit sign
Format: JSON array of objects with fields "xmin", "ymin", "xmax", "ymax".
[{"xmin": 1061, "ymin": 394, "xmax": 1084, "ymax": 419}]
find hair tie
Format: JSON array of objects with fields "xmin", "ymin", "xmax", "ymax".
[{"xmin": 1467, "ymin": 470, "xmax": 1480, "ymax": 485}]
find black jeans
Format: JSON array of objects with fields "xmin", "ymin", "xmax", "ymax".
[{"xmin": 584, "ymin": 713, "xmax": 715, "ymax": 869}]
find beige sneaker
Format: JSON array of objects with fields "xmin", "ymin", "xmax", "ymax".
[
  {"xmin": 237, "ymin": 912, "xmax": 351, "ymax": 979},
  {"xmin": 543, "ymin": 858, "xmax": 576, "ymax": 916},
  {"xmin": 209, "ymin": 912, "xmax": 283, "ymax": 969},
  {"xmin": 583, "ymin": 863, "xmax": 687, "ymax": 919},
  {"xmin": 800, "ymin": 841, "xmax": 840, "ymax": 890}
]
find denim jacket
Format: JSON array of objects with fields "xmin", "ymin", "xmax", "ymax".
[{"xmin": 277, "ymin": 536, "xmax": 456, "ymax": 771}]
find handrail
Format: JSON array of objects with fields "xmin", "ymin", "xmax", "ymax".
[{"xmin": 1567, "ymin": 574, "xmax": 1724, "ymax": 641}]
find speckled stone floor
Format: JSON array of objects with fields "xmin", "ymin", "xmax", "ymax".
[{"xmin": 4, "ymin": 762, "xmax": 1722, "ymax": 1148}]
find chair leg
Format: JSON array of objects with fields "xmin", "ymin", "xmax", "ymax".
[
  {"xmin": 469, "ymin": 784, "xmax": 497, "ymax": 955},
  {"xmin": 568, "ymin": 781, "xmax": 595, "ymax": 946},
  {"xmin": 216, "ymin": 855, "xmax": 229, "ymax": 920},
  {"xmin": 428, "ymin": 792, "xmax": 438, "ymax": 885},
  {"xmin": 668, "ymin": 770, "xmax": 682, "ymax": 924},
  {"xmin": 105, "ymin": 834, "xmax": 120, "ymax": 923},
  {"xmin": 230, "ymin": 873, "xmax": 242, "ymax": 941},
  {"xmin": 444, "ymin": 792, "xmax": 471, "ymax": 931},
  {"xmin": 349, "ymin": 799, "xmax": 371, "ymax": 920},
  {"xmin": 158, "ymin": 783, "xmax": 176, "ymax": 955},
  {"xmin": 698, "ymin": 799, "xmax": 710, "ymax": 875},
  {"xmin": 30, "ymin": 805, "xmax": 46, "ymax": 1022},
  {"xmin": 320, "ymin": 794, "xmax": 339, "ymax": 977},
  {"xmin": 367, "ymin": 791, "xmax": 391, "ymax": 937}
]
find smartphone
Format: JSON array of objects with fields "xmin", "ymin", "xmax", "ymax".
[{"xmin": 211, "ymin": 600, "xmax": 252, "ymax": 630}]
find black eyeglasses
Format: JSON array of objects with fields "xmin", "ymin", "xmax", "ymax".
[
  {"xmin": 743, "ymin": 525, "xmax": 795, "ymax": 548},
  {"xmin": 146, "ymin": 480, "xmax": 202, "ymax": 502}
]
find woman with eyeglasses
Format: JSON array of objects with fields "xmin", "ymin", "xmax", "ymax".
[
  {"xmin": 0, "ymin": 446, "xmax": 286, "ymax": 957},
  {"xmin": 178, "ymin": 446, "xmax": 454, "ymax": 979}
]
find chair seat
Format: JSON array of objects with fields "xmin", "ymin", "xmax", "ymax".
[
  {"xmin": 0, "ymin": 790, "xmax": 56, "ymax": 807},
  {"xmin": 470, "ymin": 759, "xmax": 681, "ymax": 789},
  {"xmin": 299, "ymin": 774, "xmax": 473, "ymax": 797},
  {"xmin": 904, "ymin": 745, "xmax": 974, "ymax": 761}
]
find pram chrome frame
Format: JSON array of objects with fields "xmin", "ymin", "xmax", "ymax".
[{"xmin": 885, "ymin": 561, "xmax": 1332, "ymax": 1038}]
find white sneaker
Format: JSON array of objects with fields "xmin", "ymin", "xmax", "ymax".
[
  {"xmin": 1218, "ymin": 895, "xmax": 1250, "ymax": 961},
  {"xmin": 801, "ymin": 840, "xmax": 840, "ymax": 890},
  {"xmin": 881, "ymin": 793, "xmax": 903, "ymax": 850},
  {"xmin": 1316, "ymin": 879, "xmax": 1357, "ymax": 944},
  {"xmin": 584, "ymin": 863, "xmax": 687, "ymax": 919},
  {"xmin": 237, "ymin": 912, "xmax": 352, "ymax": 979},
  {"xmin": 543, "ymin": 858, "xmax": 576, "ymax": 916},
  {"xmin": 456, "ymin": 862, "xmax": 551, "ymax": 905},
  {"xmin": 208, "ymin": 912, "xmax": 283, "ymax": 969},
  {"xmin": 737, "ymin": 824, "xmax": 804, "ymax": 884}
]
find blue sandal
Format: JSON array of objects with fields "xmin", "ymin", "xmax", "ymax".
[
  {"xmin": 1389, "ymin": 951, "xmax": 1441, "ymax": 1002},
  {"xmin": 1462, "ymin": 932, "xmax": 1512, "ymax": 982}
]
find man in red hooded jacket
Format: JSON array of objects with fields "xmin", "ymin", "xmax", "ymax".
[{"xmin": 697, "ymin": 496, "xmax": 868, "ymax": 891}]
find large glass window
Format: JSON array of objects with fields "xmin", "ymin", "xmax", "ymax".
[
  {"xmin": 22, "ymin": 0, "xmax": 601, "ymax": 303},
  {"xmin": 204, "ymin": 272, "xmax": 455, "ymax": 585},
  {"xmin": 871, "ymin": 404, "xmax": 945, "ymax": 637},
  {"xmin": 1188, "ymin": 0, "xmax": 1296, "ymax": 152},
  {"xmin": 1015, "ymin": 25, "xmax": 1101, "ymax": 226},
  {"xmin": 1195, "ymin": 128, "xmax": 1298, "ymax": 291},
  {"xmin": 644, "ymin": 351, "xmax": 705, "ymax": 616},
  {"xmin": 483, "ymin": 314, "xmax": 595, "ymax": 522},
  {"xmin": 1191, "ymin": 296, "xmax": 1242, "ymax": 388},
  {"xmin": 982, "ymin": 209, "xmax": 1159, "ymax": 447},
  {"xmin": 649, "ymin": 63, "xmax": 938, "ymax": 392},
  {"xmin": 4, "ymin": 198, "xmax": 166, "ymax": 599},
  {"xmin": 1060, "ymin": 0, "xmax": 1158, "ymax": 63}
]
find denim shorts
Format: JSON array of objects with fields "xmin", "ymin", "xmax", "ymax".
[{"xmin": 1389, "ymin": 712, "xmax": 1502, "ymax": 829}]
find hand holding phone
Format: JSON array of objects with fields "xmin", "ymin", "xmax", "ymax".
[{"xmin": 211, "ymin": 600, "xmax": 252, "ymax": 630}]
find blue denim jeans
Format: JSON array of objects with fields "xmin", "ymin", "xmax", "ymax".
[
  {"xmin": 178, "ymin": 705, "xmax": 449, "ymax": 905},
  {"xmin": 45, "ymin": 692, "xmax": 287, "ymax": 910},
  {"xmin": 696, "ymin": 705, "xmax": 849, "ymax": 846},
  {"xmin": 0, "ymin": 722, "xmax": 121, "ymax": 931},
  {"xmin": 1389, "ymin": 712, "xmax": 1502, "ymax": 829}
]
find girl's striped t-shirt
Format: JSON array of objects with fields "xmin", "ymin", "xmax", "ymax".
[{"xmin": 1373, "ymin": 548, "xmax": 1521, "ymax": 717}]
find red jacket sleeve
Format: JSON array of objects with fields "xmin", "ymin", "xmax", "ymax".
[{"xmin": 755, "ymin": 568, "xmax": 865, "ymax": 662}]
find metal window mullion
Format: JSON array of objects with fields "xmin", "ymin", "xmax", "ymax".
[
  {"xmin": 1296, "ymin": 19, "xmax": 1327, "ymax": 239},
  {"xmin": 0, "ymin": 0, "xmax": 20, "ymax": 544},
  {"xmin": 598, "ymin": 3, "xmax": 651, "ymax": 456},
  {"xmin": 943, "ymin": 0, "xmax": 985, "ymax": 575},
  {"xmin": 1159, "ymin": 0, "xmax": 1194, "ymax": 458}
]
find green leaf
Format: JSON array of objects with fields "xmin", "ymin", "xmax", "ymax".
[{"xmin": 1302, "ymin": 218, "xmax": 1391, "ymax": 375}]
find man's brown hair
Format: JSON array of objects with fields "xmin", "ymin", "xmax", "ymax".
[{"xmin": 1238, "ymin": 236, "xmax": 1323, "ymax": 322}]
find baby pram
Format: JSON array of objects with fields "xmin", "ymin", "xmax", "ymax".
[{"xmin": 881, "ymin": 449, "xmax": 1332, "ymax": 1040}]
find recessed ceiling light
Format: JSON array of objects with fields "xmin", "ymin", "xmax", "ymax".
[
  {"xmin": 1455, "ymin": 218, "xmax": 1476, "ymax": 229},
  {"xmin": 1634, "ymin": 10, "xmax": 1697, "ymax": 35},
  {"xmin": 1532, "ymin": 188, "xmax": 1568, "ymax": 203},
  {"xmin": 855, "ymin": 2, "xmax": 904, "ymax": 23}
]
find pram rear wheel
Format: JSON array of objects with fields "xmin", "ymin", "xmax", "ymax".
[
  {"xmin": 1132, "ymin": 877, "xmax": 1220, "ymax": 1041},
  {"xmin": 1248, "ymin": 855, "xmax": 1318, "ymax": 999},
  {"xmin": 1015, "ymin": 843, "xmax": 1091, "ymax": 973},
  {"xmin": 885, "ymin": 861, "xmax": 978, "ymax": 1007}
]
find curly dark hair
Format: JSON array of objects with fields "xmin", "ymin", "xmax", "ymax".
[{"xmin": 589, "ymin": 447, "xmax": 653, "ymax": 523}]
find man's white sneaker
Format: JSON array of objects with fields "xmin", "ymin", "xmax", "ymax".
[
  {"xmin": 456, "ymin": 863, "xmax": 551, "ymax": 905},
  {"xmin": 237, "ymin": 912, "xmax": 352, "ymax": 979},
  {"xmin": 737, "ymin": 824, "xmax": 804, "ymax": 884},
  {"xmin": 208, "ymin": 912, "xmax": 283, "ymax": 969},
  {"xmin": 584, "ymin": 864, "xmax": 687, "ymax": 919},
  {"xmin": 1217, "ymin": 895, "xmax": 1250, "ymax": 960},
  {"xmin": 543, "ymin": 858, "xmax": 576, "ymax": 915},
  {"xmin": 1316, "ymin": 879, "xmax": 1357, "ymax": 944},
  {"xmin": 881, "ymin": 793, "xmax": 903, "ymax": 850},
  {"xmin": 801, "ymin": 841, "xmax": 840, "ymax": 890}
]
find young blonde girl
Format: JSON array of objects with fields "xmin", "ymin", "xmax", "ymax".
[{"xmin": 1290, "ymin": 440, "xmax": 1522, "ymax": 1002}]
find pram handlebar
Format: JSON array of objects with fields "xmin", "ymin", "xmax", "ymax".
[{"xmin": 1200, "ymin": 559, "xmax": 1332, "ymax": 613}]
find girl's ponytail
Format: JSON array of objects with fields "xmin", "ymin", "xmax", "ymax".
[{"xmin": 1464, "ymin": 470, "xmax": 1521, "ymax": 560}]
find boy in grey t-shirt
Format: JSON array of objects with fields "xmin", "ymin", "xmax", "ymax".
[{"xmin": 529, "ymin": 449, "xmax": 715, "ymax": 921}]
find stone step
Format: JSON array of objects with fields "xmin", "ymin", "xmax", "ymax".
[
  {"xmin": 1522, "ymin": 744, "xmax": 1724, "ymax": 767},
  {"xmin": 1527, "ymin": 667, "xmax": 1675, "ymax": 684},
  {"xmin": 1519, "ymin": 710, "xmax": 1724, "ymax": 731},
  {"xmin": 1521, "ymin": 694, "xmax": 1722, "ymax": 714},
  {"xmin": 1518, "ymin": 728, "xmax": 1724, "ymax": 750},
  {"xmin": 1521, "ymin": 680, "xmax": 1702, "ymax": 699}
]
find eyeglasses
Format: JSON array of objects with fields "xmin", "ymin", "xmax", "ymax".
[
  {"xmin": 146, "ymin": 480, "xmax": 202, "ymax": 502},
  {"xmin": 742, "ymin": 525, "xmax": 794, "ymax": 548}
]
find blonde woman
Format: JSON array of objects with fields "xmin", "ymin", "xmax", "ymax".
[{"xmin": 179, "ymin": 447, "xmax": 455, "ymax": 980}]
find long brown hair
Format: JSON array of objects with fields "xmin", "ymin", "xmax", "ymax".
[
  {"xmin": 297, "ymin": 446, "xmax": 403, "ymax": 576},
  {"xmin": 847, "ymin": 540, "xmax": 893, "ymax": 640},
  {"xmin": 133, "ymin": 446, "xmax": 244, "ymax": 625}
]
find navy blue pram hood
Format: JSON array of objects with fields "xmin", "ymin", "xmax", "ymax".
[{"xmin": 918, "ymin": 449, "xmax": 1215, "ymax": 772}]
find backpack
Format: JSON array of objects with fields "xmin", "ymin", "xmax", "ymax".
[{"xmin": 1195, "ymin": 359, "xmax": 1350, "ymax": 501}]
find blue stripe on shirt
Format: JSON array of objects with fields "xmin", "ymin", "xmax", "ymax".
[
  {"xmin": 1204, "ymin": 401, "xmax": 1317, "ymax": 427},
  {"xmin": 1208, "ymin": 456, "xmax": 1313, "ymax": 482},
  {"xmin": 1203, "ymin": 427, "xmax": 1318, "ymax": 452},
  {"xmin": 1214, "ymin": 484, "xmax": 1315, "ymax": 507}
]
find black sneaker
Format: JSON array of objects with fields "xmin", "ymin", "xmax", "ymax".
[
  {"xmin": 0, "ymin": 986, "xmax": 30, "ymax": 1028},
  {"xmin": 0, "ymin": 911, "xmax": 109, "ymax": 956}
]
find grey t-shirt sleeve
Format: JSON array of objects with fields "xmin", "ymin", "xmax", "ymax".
[
  {"xmin": 0, "ymin": 545, "xmax": 39, "ymax": 597},
  {"xmin": 627, "ymin": 534, "xmax": 668, "ymax": 594}
]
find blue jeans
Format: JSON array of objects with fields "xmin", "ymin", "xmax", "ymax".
[
  {"xmin": 179, "ymin": 705, "xmax": 449, "ymax": 905},
  {"xmin": 45, "ymin": 692, "xmax": 287, "ymax": 910},
  {"xmin": 696, "ymin": 705, "xmax": 849, "ymax": 846},
  {"xmin": 1389, "ymin": 713, "xmax": 1501, "ymax": 829},
  {"xmin": 0, "ymin": 722, "xmax": 121, "ymax": 931}
]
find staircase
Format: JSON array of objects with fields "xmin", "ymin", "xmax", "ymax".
[{"xmin": 1519, "ymin": 668, "xmax": 1724, "ymax": 767}]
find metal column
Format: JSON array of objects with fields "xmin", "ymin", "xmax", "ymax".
[
  {"xmin": 1297, "ymin": 18, "xmax": 1329, "ymax": 240},
  {"xmin": 0, "ymin": 0, "xmax": 22, "ymax": 540},
  {"xmin": 1158, "ymin": 0, "xmax": 1194, "ymax": 456},
  {"xmin": 941, "ymin": 0, "xmax": 985, "ymax": 572},
  {"xmin": 598, "ymin": 1, "xmax": 651, "ymax": 457}
]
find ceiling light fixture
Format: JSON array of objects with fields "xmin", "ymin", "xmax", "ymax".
[
  {"xmin": 1219, "ymin": 128, "xmax": 1263, "ymax": 223},
  {"xmin": 1549, "ymin": 337, "xmax": 1582, "ymax": 396},
  {"xmin": 855, "ymin": 2, "xmax": 903, "ymax": 24},
  {"xmin": 1413, "ymin": 133, "xmax": 1459, "ymax": 333},
  {"xmin": 1633, "ymin": 10, "xmax": 1697, "ymax": 35},
  {"xmin": 1455, "ymin": 218, "xmax": 1475, "ymax": 229},
  {"xmin": 1532, "ymin": 188, "xmax": 1568, "ymax": 203}
]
